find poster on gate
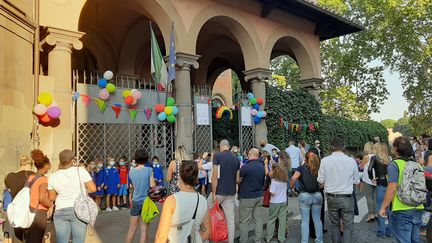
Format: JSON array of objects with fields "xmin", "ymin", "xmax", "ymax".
[
  {"xmin": 196, "ymin": 103, "xmax": 210, "ymax": 125},
  {"xmin": 241, "ymin": 107, "xmax": 252, "ymax": 126}
]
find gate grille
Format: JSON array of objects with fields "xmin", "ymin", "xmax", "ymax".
[
  {"xmin": 240, "ymin": 125, "xmax": 254, "ymax": 153},
  {"xmin": 194, "ymin": 125, "xmax": 212, "ymax": 153}
]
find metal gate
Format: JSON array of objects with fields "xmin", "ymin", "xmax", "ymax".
[
  {"xmin": 193, "ymin": 85, "xmax": 213, "ymax": 153},
  {"xmin": 238, "ymin": 98, "xmax": 255, "ymax": 153},
  {"xmin": 73, "ymin": 71, "xmax": 174, "ymax": 167}
]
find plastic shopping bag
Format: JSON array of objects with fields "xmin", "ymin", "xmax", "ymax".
[
  {"xmin": 210, "ymin": 201, "xmax": 228, "ymax": 242},
  {"xmin": 141, "ymin": 197, "xmax": 159, "ymax": 223}
]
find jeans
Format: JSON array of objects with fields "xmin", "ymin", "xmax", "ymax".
[
  {"xmin": 392, "ymin": 210, "xmax": 422, "ymax": 243},
  {"xmin": 363, "ymin": 183, "xmax": 377, "ymax": 215},
  {"xmin": 238, "ymin": 197, "xmax": 264, "ymax": 243},
  {"xmin": 54, "ymin": 207, "xmax": 87, "ymax": 243},
  {"xmin": 376, "ymin": 185, "xmax": 392, "ymax": 236},
  {"xmin": 207, "ymin": 195, "xmax": 236, "ymax": 243},
  {"xmin": 299, "ymin": 192, "xmax": 323, "ymax": 243},
  {"xmin": 327, "ymin": 195, "xmax": 354, "ymax": 243},
  {"xmin": 265, "ymin": 202, "xmax": 287, "ymax": 243}
]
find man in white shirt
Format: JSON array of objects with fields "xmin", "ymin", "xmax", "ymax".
[
  {"xmin": 260, "ymin": 139, "xmax": 280, "ymax": 155},
  {"xmin": 285, "ymin": 140, "xmax": 302, "ymax": 169},
  {"xmin": 317, "ymin": 137, "xmax": 360, "ymax": 243}
]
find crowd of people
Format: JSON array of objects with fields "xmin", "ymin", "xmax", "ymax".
[{"xmin": 3, "ymin": 135, "xmax": 432, "ymax": 243}]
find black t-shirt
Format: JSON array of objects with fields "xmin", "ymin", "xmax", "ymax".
[
  {"xmin": 214, "ymin": 151, "xmax": 240, "ymax": 196},
  {"xmin": 4, "ymin": 170, "xmax": 34, "ymax": 198},
  {"xmin": 239, "ymin": 160, "xmax": 265, "ymax": 199},
  {"xmin": 296, "ymin": 166, "xmax": 320, "ymax": 193}
]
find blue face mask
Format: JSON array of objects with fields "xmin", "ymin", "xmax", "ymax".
[{"xmin": 119, "ymin": 162, "xmax": 125, "ymax": 166}]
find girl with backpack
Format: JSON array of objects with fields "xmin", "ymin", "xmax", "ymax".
[{"xmin": 290, "ymin": 152, "xmax": 323, "ymax": 243}]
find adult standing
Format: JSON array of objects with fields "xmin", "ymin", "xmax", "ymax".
[
  {"xmin": 166, "ymin": 145, "xmax": 189, "ymax": 195},
  {"xmin": 260, "ymin": 139, "xmax": 280, "ymax": 155},
  {"xmin": 314, "ymin": 140, "xmax": 322, "ymax": 159},
  {"xmin": 361, "ymin": 142, "xmax": 377, "ymax": 222},
  {"xmin": 238, "ymin": 148, "xmax": 266, "ymax": 243},
  {"xmin": 368, "ymin": 142, "xmax": 393, "ymax": 238},
  {"xmin": 208, "ymin": 139, "xmax": 240, "ymax": 243},
  {"xmin": 126, "ymin": 149, "xmax": 155, "ymax": 243},
  {"xmin": 156, "ymin": 161, "xmax": 210, "ymax": 242},
  {"xmin": 285, "ymin": 140, "xmax": 302, "ymax": 190},
  {"xmin": 48, "ymin": 150, "xmax": 96, "ymax": 243},
  {"xmin": 379, "ymin": 137, "xmax": 424, "ymax": 243},
  {"xmin": 317, "ymin": 137, "xmax": 360, "ymax": 243},
  {"xmin": 4, "ymin": 154, "xmax": 35, "ymax": 242}
]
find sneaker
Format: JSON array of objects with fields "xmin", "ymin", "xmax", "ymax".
[
  {"xmin": 106, "ymin": 207, "xmax": 112, "ymax": 212},
  {"xmin": 112, "ymin": 206, "xmax": 119, "ymax": 211}
]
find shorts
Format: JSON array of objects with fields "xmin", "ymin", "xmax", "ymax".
[
  {"xmin": 94, "ymin": 187, "xmax": 104, "ymax": 197},
  {"xmin": 198, "ymin": 178, "xmax": 207, "ymax": 186},
  {"xmin": 118, "ymin": 184, "xmax": 128, "ymax": 196},
  {"xmin": 130, "ymin": 200, "xmax": 144, "ymax": 216},
  {"xmin": 106, "ymin": 186, "xmax": 118, "ymax": 195}
]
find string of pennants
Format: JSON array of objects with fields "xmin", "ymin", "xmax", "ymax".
[
  {"xmin": 73, "ymin": 92, "xmax": 153, "ymax": 122},
  {"xmin": 279, "ymin": 117, "xmax": 319, "ymax": 133}
]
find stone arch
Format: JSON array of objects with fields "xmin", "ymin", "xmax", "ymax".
[
  {"xmin": 265, "ymin": 27, "xmax": 321, "ymax": 80},
  {"xmin": 188, "ymin": 5, "xmax": 262, "ymax": 70}
]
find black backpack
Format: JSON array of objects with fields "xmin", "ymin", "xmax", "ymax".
[{"xmin": 299, "ymin": 166, "xmax": 320, "ymax": 193}]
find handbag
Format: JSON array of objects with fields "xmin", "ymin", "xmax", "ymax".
[
  {"xmin": 74, "ymin": 167, "xmax": 98, "ymax": 225},
  {"xmin": 262, "ymin": 189, "xmax": 271, "ymax": 208}
]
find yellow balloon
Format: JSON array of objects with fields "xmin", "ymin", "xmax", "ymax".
[
  {"xmin": 122, "ymin": 90, "xmax": 132, "ymax": 98},
  {"xmin": 164, "ymin": 106, "xmax": 173, "ymax": 115},
  {"xmin": 38, "ymin": 92, "xmax": 53, "ymax": 106}
]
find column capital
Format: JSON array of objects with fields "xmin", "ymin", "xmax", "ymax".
[
  {"xmin": 41, "ymin": 26, "xmax": 85, "ymax": 52},
  {"xmin": 176, "ymin": 52, "xmax": 200, "ymax": 70},
  {"xmin": 243, "ymin": 68, "xmax": 273, "ymax": 82},
  {"xmin": 299, "ymin": 78, "xmax": 324, "ymax": 90}
]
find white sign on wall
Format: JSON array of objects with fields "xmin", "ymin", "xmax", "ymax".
[
  {"xmin": 196, "ymin": 103, "xmax": 210, "ymax": 125},
  {"xmin": 241, "ymin": 107, "xmax": 252, "ymax": 126}
]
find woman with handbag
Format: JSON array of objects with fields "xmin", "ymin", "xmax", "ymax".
[
  {"xmin": 48, "ymin": 150, "xmax": 96, "ymax": 243},
  {"xmin": 155, "ymin": 160, "xmax": 210, "ymax": 242}
]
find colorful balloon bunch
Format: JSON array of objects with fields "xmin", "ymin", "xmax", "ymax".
[
  {"xmin": 34, "ymin": 92, "xmax": 61, "ymax": 124},
  {"xmin": 98, "ymin": 70, "xmax": 116, "ymax": 100},
  {"xmin": 122, "ymin": 89, "xmax": 142, "ymax": 105},
  {"xmin": 155, "ymin": 97, "xmax": 178, "ymax": 123},
  {"xmin": 247, "ymin": 93, "xmax": 266, "ymax": 124}
]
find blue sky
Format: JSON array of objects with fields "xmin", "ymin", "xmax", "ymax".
[{"xmin": 370, "ymin": 69, "xmax": 408, "ymax": 121}]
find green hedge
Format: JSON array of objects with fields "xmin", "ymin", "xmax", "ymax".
[{"xmin": 265, "ymin": 84, "xmax": 388, "ymax": 154}]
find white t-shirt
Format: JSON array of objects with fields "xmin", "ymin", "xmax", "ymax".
[
  {"xmin": 269, "ymin": 179, "xmax": 287, "ymax": 204},
  {"xmin": 202, "ymin": 162, "xmax": 213, "ymax": 183},
  {"xmin": 48, "ymin": 166, "xmax": 92, "ymax": 210}
]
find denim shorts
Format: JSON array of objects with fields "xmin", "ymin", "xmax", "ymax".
[
  {"xmin": 130, "ymin": 200, "xmax": 144, "ymax": 216},
  {"xmin": 118, "ymin": 184, "xmax": 128, "ymax": 196}
]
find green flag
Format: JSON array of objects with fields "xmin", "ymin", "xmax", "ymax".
[{"xmin": 150, "ymin": 23, "xmax": 168, "ymax": 88}]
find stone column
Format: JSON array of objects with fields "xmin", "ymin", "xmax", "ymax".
[
  {"xmin": 175, "ymin": 52, "xmax": 199, "ymax": 154},
  {"xmin": 244, "ymin": 68, "xmax": 272, "ymax": 147},
  {"xmin": 299, "ymin": 78, "xmax": 324, "ymax": 100},
  {"xmin": 40, "ymin": 27, "xmax": 84, "ymax": 166}
]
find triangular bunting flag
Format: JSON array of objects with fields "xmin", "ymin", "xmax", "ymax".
[
  {"xmin": 129, "ymin": 109, "xmax": 138, "ymax": 121},
  {"xmin": 81, "ymin": 94, "xmax": 91, "ymax": 106},
  {"xmin": 111, "ymin": 104, "xmax": 121, "ymax": 118},
  {"xmin": 309, "ymin": 124, "xmax": 316, "ymax": 132},
  {"xmin": 145, "ymin": 108, "xmax": 152, "ymax": 120},
  {"xmin": 95, "ymin": 99, "xmax": 106, "ymax": 112},
  {"xmin": 284, "ymin": 121, "xmax": 289, "ymax": 130},
  {"xmin": 72, "ymin": 92, "xmax": 80, "ymax": 101}
]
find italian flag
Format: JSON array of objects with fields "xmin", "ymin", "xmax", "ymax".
[{"xmin": 150, "ymin": 24, "xmax": 168, "ymax": 89}]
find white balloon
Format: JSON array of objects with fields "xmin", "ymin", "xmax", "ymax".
[
  {"xmin": 131, "ymin": 89, "xmax": 138, "ymax": 94},
  {"xmin": 103, "ymin": 70, "xmax": 114, "ymax": 80}
]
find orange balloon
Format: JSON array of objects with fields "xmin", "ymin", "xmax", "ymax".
[
  {"xmin": 38, "ymin": 113, "xmax": 51, "ymax": 123},
  {"xmin": 155, "ymin": 104, "xmax": 165, "ymax": 113}
]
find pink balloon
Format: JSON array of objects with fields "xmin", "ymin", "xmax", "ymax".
[
  {"xmin": 262, "ymin": 111, "xmax": 267, "ymax": 117},
  {"xmin": 47, "ymin": 106, "xmax": 61, "ymax": 119},
  {"xmin": 132, "ymin": 90, "xmax": 142, "ymax": 99},
  {"xmin": 99, "ymin": 88, "xmax": 109, "ymax": 100},
  {"xmin": 250, "ymin": 109, "xmax": 258, "ymax": 116},
  {"xmin": 132, "ymin": 97, "xmax": 138, "ymax": 105},
  {"xmin": 34, "ymin": 104, "xmax": 47, "ymax": 116}
]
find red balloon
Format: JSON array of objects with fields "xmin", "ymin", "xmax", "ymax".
[
  {"xmin": 257, "ymin": 97, "xmax": 264, "ymax": 105},
  {"xmin": 125, "ymin": 96, "xmax": 134, "ymax": 105},
  {"xmin": 38, "ymin": 113, "xmax": 51, "ymax": 123},
  {"xmin": 155, "ymin": 104, "xmax": 165, "ymax": 113}
]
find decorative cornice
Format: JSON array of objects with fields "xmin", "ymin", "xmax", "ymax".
[
  {"xmin": 176, "ymin": 52, "xmax": 200, "ymax": 70},
  {"xmin": 243, "ymin": 68, "xmax": 273, "ymax": 82},
  {"xmin": 40, "ymin": 26, "xmax": 85, "ymax": 52},
  {"xmin": 299, "ymin": 78, "xmax": 324, "ymax": 89}
]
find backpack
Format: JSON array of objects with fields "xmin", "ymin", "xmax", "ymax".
[
  {"xmin": 7, "ymin": 175, "xmax": 41, "ymax": 228},
  {"xmin": 396, "ymin": 159, "xmax": 427, "ymax": 207},
  {"xmin": 141, "ymin": 197, "xmax": 160, "ymax": 223},
  {"xmin": 299, "ymin": 166, "xmax": 320, "ymax": 193},
  {"xmin": 74, "ymin": 167, "xmax": 98, "ymax": 226}
]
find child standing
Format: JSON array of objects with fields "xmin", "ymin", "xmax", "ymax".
[
  {"xmin": 117, "ymin": 156, "xmax": 129, "ymax": 208},
  {"xmin": 265, "ymin": 163, "xmax": 288, "ymax": 243},
  {"xmin": 104, "ymin": 157, "xmax": 120, "ymax": 212},
  {"xmin": 87, "ymin": 160, "xmax": 97, "ymax": 199},
  {"xmin": 94, "ymin": 159, "xmax": 105, "ymax": 210},
  {"xmin": 272, "ymin": 148, "xmax": 279, "ymax": 163},
  {"xmin": 152, "ymin": 156, "xmax": 164, "ymax": 186}
]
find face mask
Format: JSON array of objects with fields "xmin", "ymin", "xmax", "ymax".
[
  {"xmin": 119, "ymin": 162, "xmax": 125, "ymax": 166},
  {"xmin": 90, "ymin": 164, "xmax": 96, "ymax": 169},
  {"xmin": 97, "ymin": 164, "xmax": 103, "ymax": 168},
  {"xmin": 153, "ymin": 160, "xmax": 159, "ymax": 164},
  {"xmin": 233, "ymin": 149, "xmax": 238, "ymax": 153},
  {"xmin": 131, "ymin": 162, "xmax": 137, "ymax": 167},
  {"xmin": 109, "ymin": 162, "xmax": 115, "ymax": 167},
  {"xmin": 316, "ymin": 144, "xmax": 320, "ymax": 147}
]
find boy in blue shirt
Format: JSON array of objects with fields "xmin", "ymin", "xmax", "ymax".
[
  {"xmin": 104, "ymin": 157, "xmax": 120, "ymax": 212},
  {"xmin": 152, "ymin": 156, "xmax": 164, "ymax": 186}
]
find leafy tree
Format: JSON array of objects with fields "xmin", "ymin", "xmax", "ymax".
[
  {"xmin": 231, "ymin": 71, "xmax": 242, "ymax": 103},
  {"xmin": 380, "ymin": 119, "xmax": 397, "ymax": 129},
  {"xmin": 270, "ymin": 56, "xmax": 301, "ymax": 91},
  {"xmin": 393, "ymin": 112, "xmax": 414, "ymax": 137},
  {"xmin": 321, "ymin": 86, "xmax": 369, "ymax": 120}
]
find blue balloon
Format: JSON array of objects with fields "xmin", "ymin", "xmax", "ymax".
[
  {"xmin": 247, "ymin": 93, "xmax": 254, "ymax": 100},
  {"xmin": 257, "ymin": 111, "xmax": 264, "ymax": 118},
  {"xmin": 98, "ymin": 79, "xmax": 107, "ymax": 88},
  {"xmin": 172, "ymin": 106, "xmax": 179, "ymax": 115},
  {"xmin": 158, "ymin": 112, "xmax": 167, "ymax": 121},
  {"xmin": 252, "ymin": 104, "xmax": 260, "ymax": 110},
  {"xmin": 253, "ymin": 116, "xmax": 261, "ymax": 124}
]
